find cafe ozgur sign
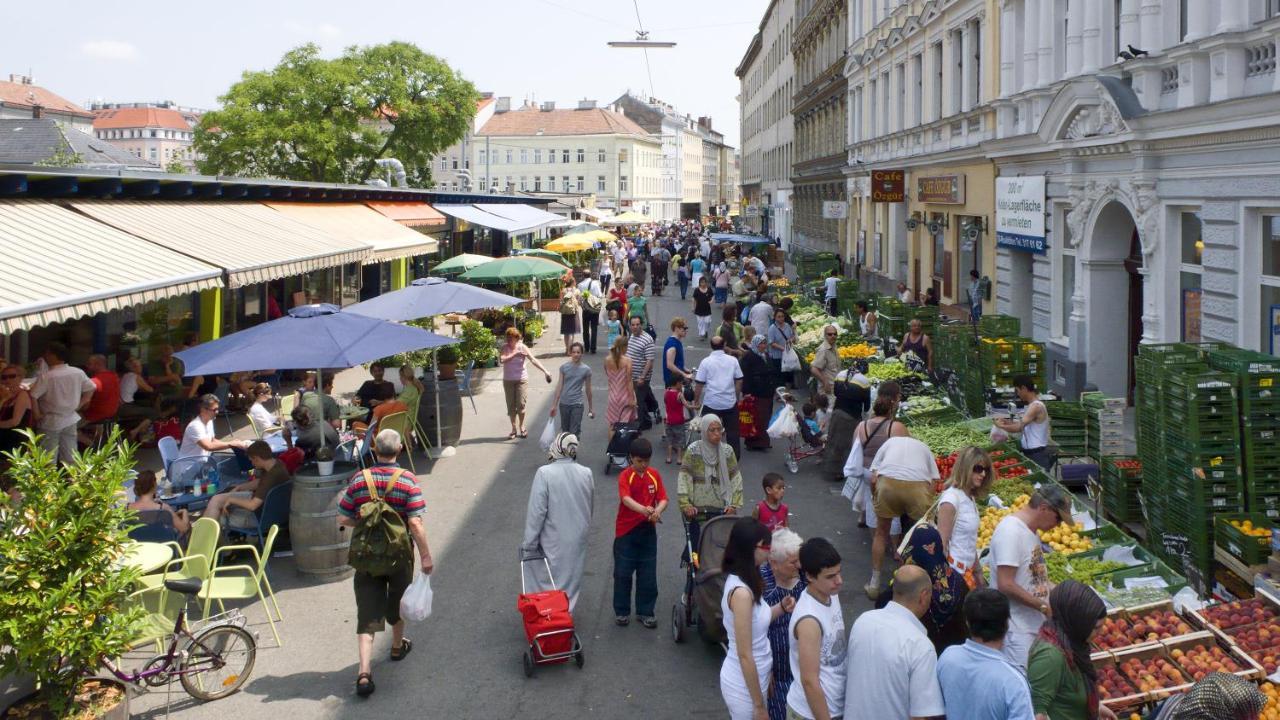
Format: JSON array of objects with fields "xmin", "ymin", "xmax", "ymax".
[
  {"xmin": 871, "ymin": 170, "xmax": 905, "ymax": 202},
  {"xmin": 995, "ymin": 175, "xmax": 1047, "ymax": 254},
  {"xmin": 916, "ymin": 175, "xmax": 965, "ymax": 204}
]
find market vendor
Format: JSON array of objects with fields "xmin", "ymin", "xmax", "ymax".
[
  {"xmin": 899, "ymin": 318, "xmax": 934, "ymax": 373},
  {"xmin": 994, "ymin": 375, "xmax": 1052, "ymax": 470}
]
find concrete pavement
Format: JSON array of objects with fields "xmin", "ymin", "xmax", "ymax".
[{"xmin": 122, "ymin": 284, "xmax": 878, "ymax": 719}]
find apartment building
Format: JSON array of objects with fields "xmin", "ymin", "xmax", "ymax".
[
  {"xmin": 0, "ymin": 75, "xmax": 93, "ymax": 132},
  {"xmin": 737, "ymin": 0, "xmax": 796, "ymax": 243},
  {"xmin": 429, "ymin": 94, "xmax": 497, "ymax": 192},
  {"xmin": 791, "ymin": 0, "xmax": 849, "ymax": 255},
  {"xmin": 91, "ymin": 103, "xmax": 201, "ymax": 170},
  {"xmin": 612, "ymin": 93, "xmax": 703, "ymax": 220}
]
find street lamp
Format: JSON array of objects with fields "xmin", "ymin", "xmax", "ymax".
[{"xmin": 607, "ymin": 30, "xmax": 676, "ymax": 48}]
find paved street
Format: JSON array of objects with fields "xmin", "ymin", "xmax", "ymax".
[{"xmin": 126, "ymin": 287, "xmax": 876, "ymax": 719}]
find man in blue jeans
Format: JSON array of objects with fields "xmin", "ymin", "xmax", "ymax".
[{"xmin": 613, "ymin": 438, "xmax": 668, "ymax": 628}]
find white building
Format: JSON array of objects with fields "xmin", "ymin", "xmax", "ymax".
[
  {"xmin": 473, "ymin": 99, "xmax": 664, "ymax": 215},
  {"xmin": 429, "ymin": 94, "xmax": 497, "ymax": 191},
  {"xmin": 91, "ymin": 103, "xmax": 201, "ymax": 171},
  {"xmin": 737, "ymin": 0, "xmax": 796, "ymax": 244},
  {"xmin": 0, "ymin": 75, "xmax": 93, "ymax": 133},
  {"xmin": 989, "ymin": 0, "xmax": 1280, "ymax": 398},
  {"xmin": 612, "ymin": 93, "xmax": 704, "ymax": 220}
]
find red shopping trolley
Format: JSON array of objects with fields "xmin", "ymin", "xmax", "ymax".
[{"xmin": 517, "ymin": 552, "xmax": 584, "ymax": 677}]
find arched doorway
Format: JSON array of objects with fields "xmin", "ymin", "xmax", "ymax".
[{"xmin": 1084, "ymin": 201, "xmax": 1144, "ymax": 400}]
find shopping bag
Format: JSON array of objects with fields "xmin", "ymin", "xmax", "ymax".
[
  {"xmin": 400, "ymin": 573, "xmax": 433, "ymax": 622},
  {"xmin": 780, "ymin": 347, "xmax": 801, "ymax": 373},
  {"xmin": 737, "ymin": 396, "xmax": 758, "ymax": 440},
  {"xmin": 540, "ymin": 417, "xmax": 558, "ymax": 450},
  {"xmin": 766, "ymin": 406, "xmax": 800, "ymax": 439}
]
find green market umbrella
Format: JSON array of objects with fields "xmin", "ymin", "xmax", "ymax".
[
  {"xmin": 458, "ymin": 255, "xmax": 567, "ymax": 283},
  {"xmin": 516, "ymin": 248, "xmax": 571, "ymax": 267},
  {"xmin": 430, "ymin": 253, "xmax": 494, "ymax": 276}
]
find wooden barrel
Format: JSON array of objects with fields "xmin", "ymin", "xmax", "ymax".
[
  {"xmin": 289, "ymin": 462, "xmax": 357, "ymax": 581},
  {"xmin": 419, "ymin": 375, "xmax": 464, "ymax": 448}
]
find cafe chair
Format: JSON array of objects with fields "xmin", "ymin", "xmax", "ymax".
[
  {"xmin": 248, "ymin": 413, "xmax": 283, "ymax": 440},
  {"xmin": 199, "ymin": 524, "xmax": 284, "ymax": 646},
  {"xmin": 136, "ymin": 517, "xmax": 220, "ymax": 617},
  {"xmin": 228, "ymin": 481, "xmax": 291, "ymax": 551},
  {"xmin": 458, "ymin": 360, "xmax": 478, "ymax": 414},
  {"xmin": 377, "ymin": 411, "xmax": 416, "ymax": 472}
]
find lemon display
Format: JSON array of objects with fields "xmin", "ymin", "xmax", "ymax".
[
  {"xmin": 977, "ymin": 494, "xmax": 1029, "ymax": 550},
  {"xmin": 1038, "ymin": 523, "xmax": 1092, "ymax": 554},
  {"xmin": 1230, "ymin": 519, "xmax": 1272, "ymax": 538}
]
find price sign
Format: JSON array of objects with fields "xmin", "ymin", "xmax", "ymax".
[{"xmin": 1264, "ymin": 378, "xmax": 1274, "ymax": 388}]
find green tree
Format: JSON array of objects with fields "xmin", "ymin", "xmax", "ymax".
[{"xmin": 194, "ymin": 42, "xmax": 478, "ymax": 184}]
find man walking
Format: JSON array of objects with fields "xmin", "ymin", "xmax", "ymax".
[
  {"xmin": 522, "ymin": 433, "xmax": 594, "ymax": 611},
  {"xmin": 579, "ymin": 270, "xmax": 605, "ymax": 354},
  {"xmin": 843, "ymin": 566, "xmax": 946, "ymax": 720},
  {"xmin": 693, "ymin": 335, "xmax": 744, "ymax": 459},
  {"xmin": 787, "ymin": 538, "xmax": 847, "ymax": 720},
  {"xmin": 866, "ymin": 435, "xmax": 940, "ymax": 599},
  {"xmin": 936, "ymin": 589, "xmax": 1036, "ymax": 720},
  {"xmin": 336, "ymin": 429, "xmax": 434, "ymax": 697},
  {"xmin": 626, "ymin": 316, "xmax": 659, "ymax": 430},
  {"xmin": 30, "ymin": 342, "xmax": 95, "ymax": 464}
]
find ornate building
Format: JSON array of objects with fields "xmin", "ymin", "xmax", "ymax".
[
  {"xmin": 737, "ymin": 0, "xmax": 795, "ymax": 244},
  {"xmin": 791, "ymin": 0, "xmax": 849, "ymax": 254}
]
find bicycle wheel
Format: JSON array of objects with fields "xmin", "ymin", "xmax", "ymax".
[{"xmin": 179, "ymin": 624, "xmax": 257, "ymax": 701}]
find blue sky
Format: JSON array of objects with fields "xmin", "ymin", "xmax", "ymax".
[{"xmin": 4, "ymin": 0, "xmax": 769, "ymax": 148}]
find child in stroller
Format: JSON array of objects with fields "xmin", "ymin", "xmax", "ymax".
[{"xmin": 771, "ymin": 389, "xmax": 824, "ymax": 474}]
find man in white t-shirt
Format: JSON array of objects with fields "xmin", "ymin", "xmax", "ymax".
[
  {"xmin": 989, "ymin": 485, "xmax": 1073, "ymax": 669},
  {"xmin": 788, "ymin": 538, "xmax": 847, "ymax": 720},
  {"xmin": 29, "ymin": 342, "xmax": 95, "ymax": 464},
  {"xmin": 175, "ymin": 394, "xmax": 250, "ymax": 482},
  {"xmin": 823, "ymin": 269, "xmax": 840, "ymax": 317},
  {"xmin": 867, "ymin": 436, "xmax": 939, "ymax": 597},
  {"xmin": 843, "ymin": 565, "xmax": 946, "ymax": 720},
  {"xmin": 694, "ymin": 336, "xmax": 744, "ymax": 458},
  {"xmin": 748, "ymin": 296, "xmax": 774, "ymax": 339}
]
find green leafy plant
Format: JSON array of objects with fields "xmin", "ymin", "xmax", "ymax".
[
  {"xmin": 0, "ymin": 430, "xmax": 144, "ymax": 717},
  {"xmin": 524, "ymin": 317, "xmax": 545, "ymax": 341},
  {"xmin": 457, "ymin": 320, "xmax": 497, "ymax": 366},
  {"xmin": 435, "ymin": 345, "xmax": 459, "ymax": 365},
  {"xmin": 315, "ymin": 445, "xmax": 335, "ymax": 462}
]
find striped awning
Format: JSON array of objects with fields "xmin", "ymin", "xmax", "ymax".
[
  {"xmin": 0, "ymin": 200, "xmax": 222, "ymax": 333},
  {"xmin": 69, "ymin": 200, "xmax": 371, "ymax": 288},
  {"xmin": 365, "ymin": 201, "xmax": 447, "ymax": 228},
  {"xmin": 266, "ymin": 202, "xmax": 439, "ymax": 264}
]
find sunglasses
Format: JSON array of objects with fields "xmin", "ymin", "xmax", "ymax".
[{"xmin": 973, "ymin": 465, "xmax": 989, "ymax": 474}]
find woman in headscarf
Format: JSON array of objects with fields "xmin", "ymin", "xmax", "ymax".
[
  {"xmin": 740, "ymin": 334, "xmax": 774, "ymax": 451},
  {"xmin": 521, "ymin": 432, "xmax": 595, "ymax": 611},
  {"xmin": 677, "ymin": 414, "xmax": 745, "ymax": 559},
  {"xmin": 880, "ymin": 525, "xmax": 968, "ymax": 654},
  {"xmin": 1027, "ymin": 580, "xmax": 1116, "ymax": 720},
  {"xmin": 1154, "ymin": 672, "xmax": 1266, "ymax": 720}
]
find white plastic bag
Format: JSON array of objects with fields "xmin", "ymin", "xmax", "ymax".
[
  {"xmin": 780, "ymin": 347, "xmax": 801, "ymax": 373},
  {"xmin": 767, "ymin": 407, "xmax": 800, "ymax": 439},
  {"xmin": 400, "ymin": 573, "xmax": 433, "ymax": 622},
  {"xmin": 539, "ymin": 417, "xmax": 557, "ymax": 450},
  {"xmin": 989, "ymin": 424, "xmax": 1010, "ymax": 445}
]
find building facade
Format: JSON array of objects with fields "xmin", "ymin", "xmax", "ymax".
[
  {"xmin": 611, "ymin": 93, "xmax": 704, "ymax": 220},
  {"xmin": 473, "ymin": 100, "xmax": 664, "ymax": 215},
  {"xmin": 988, "ymin": 0, "xmax": 1280, "ymax": 398},
  {"xmin": 792, "ymin": 0, "xmax": 849, "ymax": 255},
  {"xmin": 0, "ymin": 75, "xmax": 94, "ymax": 133},
  {"xmin": 429, "ymin": 94, "xmax": 496, "ymax": 192},
  {"xmin": 844, "ymin": 0, "xmax": 999, "ymax": 302},
  {"xmin": 737, "ymin": 0, "xmax": 796, "ymax": 244},
  {"xmin": 698, "ymin": 118, "xmax": 732, "ymax": 216},
  {"xmin": 91, "ymin": 103, "xmax": 201, "ymax": 171}
]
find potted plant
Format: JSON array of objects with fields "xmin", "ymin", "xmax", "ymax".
[
  {"xmin": 458, "ymin": 320, "xmax": 498, "ymax": 369},
  {"xmin": 0, "ymin": 430, "xmax": 142, "ymax": 719},
  {"xmin": 315, "ymin": 445, "xmax": 336, "ymax": 475},
  {"xmin": 435, "ymin": 345, "xmax": 460, "ymax": 380}
]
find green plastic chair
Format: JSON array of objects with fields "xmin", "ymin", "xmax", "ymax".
[
  {"xmin": 248, "ymin": 413, "xmax": 283, "ymax": 439},
  {"xmin": 406, "ymin": 392, "xmax": 432, "ymax": 454},
  {"xmin": 136, "ymin": 517, "xmax": 220, "ymax": 615},
  {"xmin": 378, "ymin": 411, "xmax": 416, "ymax": 473},
  {"xmin": 277, "ymin": 393, "xmax": 297, "ymax": 420},
  {"xmin": 124, "ymin": 583, "xmax": 181, "ymax": 653},
  {"xmin": 198, "ymin": 524, "xmax": 284, "ymax": 646}
]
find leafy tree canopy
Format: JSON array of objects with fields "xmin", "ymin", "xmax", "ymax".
[{"xmin": 195, "ymin": 42, "xmax": 478, "ymax": 185}]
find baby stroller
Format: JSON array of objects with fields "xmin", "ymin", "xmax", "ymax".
[
  {"xmin": 517, "ymin": 552, "xmax": 584, "ymax": 677},
  {"xmin": 672, "ymin": 510, "xmax": 735, "ymax": 646},
  {"xmin": 604, "ymin": 421, "xmax": 641, "ymax": 475},
  {"xmin": 772, "ymin": 388, "xmax": 825, "ymax": 474}
]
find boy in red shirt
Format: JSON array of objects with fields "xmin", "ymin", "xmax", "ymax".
[{"xmin": 613, "ymin": 437, "xmax": 668, "ymax": 628}]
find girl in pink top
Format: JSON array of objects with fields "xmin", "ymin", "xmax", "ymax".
[
  {"xmin": 499, "ymin": 326, "xmax": 551, "ymax": 439},
  {"xmin": 752, "ymin": 473, "xmax": 789, "ymax": 532}
]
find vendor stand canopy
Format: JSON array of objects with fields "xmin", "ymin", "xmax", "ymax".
[
  {"xmin": 347, "ymin": 277, "xmax": 522, "ymax": 322},
  {"xmin": 601, "ymin": 210, "xmax": 652, "ymax": 226},
  {"xmin": 435, "ymin": 203, "xmax": 562, "ymax": 234},
  {"xmin": 710, "ymin": 233, "xmax": 773, "ymax": 245},
  {"xmin": 0, "ymin": 200, "xmax": 223, "ymax": 334},
  {"xmin": 516, "ymin": 248, "xmax": 571, "ymax": 266},
  {"xmin": 364, "ymin": 201, "xmax": 447, "ymax": 228},
  {"xmin": 543, "ymin": 236, "xmax": 596, "ymax": 253},
  {"xmin": 429, "ymin": 253, "xmax": 494, "ymax": 277},
  {"xmin": 265, "ymin": 202, "xmax": 438, "ymax": 263}
]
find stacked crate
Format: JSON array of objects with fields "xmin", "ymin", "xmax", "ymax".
[
  {"xmin": 1101, "ymin": 456, "xmax": 1143, "ymax": 523},
  {"xmin": 1045, "ymin": 399, "xmax": 1088, "ymax": 458},
  {"xmin": 876, "ymin": 296, "xmax": 908, "ymax": 346},
  {"xmin": 834, "ymin": 280, "xmax": 860, "ymax": 316},
  {"xmin": 978, "ymin": 314, "xmax": 1020, "ymax": 337},
  {"xmin": 1082, "ymin": 392, "xmax": 1127, "ymax": 461},
  {"xmin": 936, "ymin": 323, "xmax": 985, "ymax": 416},
  {"xmin": 1207, "ymin": 348, "xmax": 1280, "ymax": 520}
]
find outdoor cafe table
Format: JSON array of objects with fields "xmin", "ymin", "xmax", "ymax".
[
  {"xmin": 338, "ymin": 405, "xmax": 365, "ymax": 430},
  {"xmin": 116, "ymin": 541, "xmax": 173, "ymax": 575}
]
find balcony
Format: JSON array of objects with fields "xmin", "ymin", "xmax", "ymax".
[{"xmin": 848, "ymin": 107, "xmax": 993, "ymax": 166}]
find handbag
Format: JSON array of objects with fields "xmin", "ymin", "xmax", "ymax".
[
  {"xmin": 583, "ymin": 290, "xmax": 603, "ymax": 313},
  {"xmin": 895, "ymin": 494, "xmax": 944, "ymax": 558}
]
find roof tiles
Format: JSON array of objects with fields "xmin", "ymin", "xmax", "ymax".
[{"xmin": 477, "ymin": 107, "xmax": 652, "ymax": 138}]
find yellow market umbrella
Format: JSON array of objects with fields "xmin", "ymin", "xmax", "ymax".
[
  {"xmin": 602, "ymin": 211, "xmax": 652, "ymax": 226},
  {"xmin": 545, "ymin": 236, "xmax": 597, "ymax": 253}
]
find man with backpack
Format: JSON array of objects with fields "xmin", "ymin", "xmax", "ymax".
[{"xmin": 337, "ymin": 429, "xmax": 434, "ymax": 698}]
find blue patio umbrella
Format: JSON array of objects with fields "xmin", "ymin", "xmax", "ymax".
[
  {"xmin": 174, "ymin": 304, "xmax": 456, "ymax": 377},
  {"xmin": 346, "ymin": 277, "xmax": 523, "ymax": 322}
]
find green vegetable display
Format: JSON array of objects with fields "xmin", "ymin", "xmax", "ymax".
[
  {"xmin": 988, "ymin": 476, "xmax": 1035, "ymax": 505},
  {"xmin": 908, "ymin": 423, "xmax": 990, "ymax": 455},
  {"xmin": 1046, "ymin": 553, "xmax": 1125, "ymax": 588},
  {"xmin": 904, "ymin": 396, "xmax": 949, "ymax": 414},
  {"xmin": 1098, "ymin": 585, "xmax": 1173, "ymax": 608},
  {"xmin": 866, "ymin": 361, "xmax": 920, "ymax": 382}
]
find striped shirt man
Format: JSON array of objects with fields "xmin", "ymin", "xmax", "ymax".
[
  {"xmin": 337, "ymin": 462, "xmax": 426, "ymax": 521},
  {"xmin": 626, "ymin": 327, "xmax": 655, "ymax": 384}
]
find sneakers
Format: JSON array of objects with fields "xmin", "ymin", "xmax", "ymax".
[
  {"xmin": 615, "ymin": 616, "xmax": 630, "ymax": 626},
  {"xmin": 638, "ymin": 616, "xmax": 657, "ymax": 629}
]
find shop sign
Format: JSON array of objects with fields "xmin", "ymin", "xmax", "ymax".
[
  {"xmin": 995, "ymin": 176, "xmax": 1047, "ymax": 254},
  {"xmin": 745, "ymin": 205, "xmax": 760, "ymax": 217},
  {"xmin": 871, "ymin": 170, "xmax": 905, "ymax": 202},
  {"xmin": 916, "ymin": 175, "xmax": 965, "ymax": 204},
  {"xmin": 823, "ymin": 201, "xmax": 848, "ymax": 219}
]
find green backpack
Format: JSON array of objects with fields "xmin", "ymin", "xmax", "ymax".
[{"xmin": 348, "ymin": 469, "xmax": 413, "ymax": 576}]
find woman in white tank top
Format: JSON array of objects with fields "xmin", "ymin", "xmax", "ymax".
[{"xmin": 721, "ymin": 519, "xmax": 791, "ymax": 720}]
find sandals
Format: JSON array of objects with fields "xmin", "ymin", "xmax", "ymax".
[
  {"xmin": 355, "ymin": 672, "xmax": 375, "ymax": 697},
  {"xmin": 507, "ymin": 431, "xmax": 518, "ymax": 440},
  {"xmin": 518, "ymin": 430, "xmax": 529, "ymax": 438},
  {"xmin": 390, "ymin": 637, "xmax": 412, "ymax": 661}
]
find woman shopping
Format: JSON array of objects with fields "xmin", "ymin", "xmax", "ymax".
[
  {"xmin": 604, "ymin": 336, "xmax": 637, "ymax": 442},
  {"xmin": 1028, "ymin": 580, "xmax": 1118, "ymax": 720},
  {"xmin": 890, "ymin": 525, "xmax": 969, "ymax": 654},
  {"xmin": 740, "ymin": 335, "xmax": 774, "ymax": 452},
  {"xmin": 760, "ymin": 528, "xmax": 805, "ymax": 720},
  {"xmin": 936, "ymin": 445, "xmax": 993, "ymax": 590},
  {"xmin": 692, "ymin": 276, "xmax": 715, "ymax": 340}
]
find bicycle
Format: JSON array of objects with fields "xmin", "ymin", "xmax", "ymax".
[{"xmin": 100, "ymin": 577, "xmax": 257, "ymax": 701}]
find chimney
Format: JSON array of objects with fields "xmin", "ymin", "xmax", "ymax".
[
  {"xmin": 541, "ymin": 101, "xmax": 556, "ymax": 111},
  {"xmin": 495, "ymin": 96, "xmax": 511, "ymax": 113},
  {"xmin": 31, "ymin": 105, "xmax": 42, "ymax": 119},
  {"xmin": 698, "ymin": 116, "xmax": 712, "ymax": 130},
  {"xmin": 577, "ymin": 99, "xmax": 597, "ymax": 110}
]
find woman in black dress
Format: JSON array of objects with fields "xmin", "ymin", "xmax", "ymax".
[
  {"xmin": 691, "ymin": 276, "xmax": 714, "ymax": 340},
  {"xmin": 740, "ymin": 334, "xmax": 774, "ymax": 451}
]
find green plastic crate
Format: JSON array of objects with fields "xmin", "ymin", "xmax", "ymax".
[{"xmin": 1214, "ymin": 513, "xmax": 1273, "ymax": 565}]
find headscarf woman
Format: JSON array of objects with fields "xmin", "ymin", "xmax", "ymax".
[
  {"xmin": 880, "ymin": 525, "xmax": 968, "ymax": 654},
  {"xmin": 1154, "ymin": 672, "xmax": 1266, "ymax": 720},
  {"xmin": 1028, "ymin": 580, "xmax": 1114, "ymax": 720},
  {"xmin": 740, "ymin": 334, "xmax": 774, "ymax": 451},
  {"xmin": 521, "ymin": 432, "xmax": 594, "ymax": 610},
  {"xmin": 677, "ymin": 414, "xmax": 745, "ymax": 561}
]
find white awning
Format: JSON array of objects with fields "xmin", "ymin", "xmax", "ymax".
[
  {"xmin": 265, "ymin": 202, "xmax": 438, "ymax": 264},
  {"xmin": 474, "ymin": 204, "xmax": 562, "ymax": 233},
  {"xmin": 435, "ymin": 204, "xmax": 561, "ymax": 234},
  {"xmin": 0, "ymin": 200, "xmax": 222, "ymax": 333}
]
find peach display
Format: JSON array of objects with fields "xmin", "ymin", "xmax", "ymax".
[{"xmin": 1201, "ymin": 598, "xmax": 1279, "ymax": 630}]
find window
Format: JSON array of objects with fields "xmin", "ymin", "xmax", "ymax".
[
  {"xmin": 439, "ymin": 157, "xmax": 448, "ymax": 170},
  {"xmin": 932, "ymin": 216, "xmax": 945, "ymax": 276},
  {"xmin": 506, "ymin": 150, "xmax": 513, "ymax": 164},
  {"xmin": 534, "ymin": 149, "xmax": 542, "ymax": 164},
  {"xmin": 534, "ymin": 177, "xmax": 542, "ymax": 191},
  {"xmin": 598, "ymin": 176, "xmax": 606, "ymax": 192},
  {"xmin": 519, "ymin": 176, "xmax": 527, "ymax": 191},
  {"xmin": 971, "ymin": 19, "xmax": 982, "ymax": 106},
  {"xmin": 451, "ymin": 157, "xmax": 459, "ymax": 170},
  {"xmin": 547, "ymin": 176, "xmax": 555, "ymax": 191},
  {"xmin": 562, "ymin": 149, "xmax": 570, "ymax": 163},
  {"xmin": 1179, "ymin": 0, "xmax": 1188, "ymax": 40},
  {"xmin": 563, "ymin": 175, "xmax": 570, "ymax": 190},
  {"xmin": 950, "ymin": 29, "xmax": 963, "ymax": 115},
  {"xmin": 577, "ymin": 148, "xmax": 585, "ymax": 163},
  {"xmin": 150, "ymin": 130, "xmax": 157, "ymax": 138},
  {"xmin": 895, "ymin": 63, "xmax": 905, "ymax": 131},
  {"xmin": 548, "ymin": 149, "xmax": 556, "ymax": 164},
  {"xmin": 1180, "ymin": 211, "xmax": 1204, "ymax": 342},
  {"xmin": 911, "ymin": 54, "xmax": 923, "ymax": 127},
  {"xmin": 576, "ymin": 176, "xmax": 584, "ymax": 191},
  {"xmin": 149, "ymin": 147, "xmax": 157, "ymax": 160},
  {"xmin": 520, "ymin": 149, "xmax": 528, "ymax": 164},
  {"xmin": 505, "ymin": 175, "xmax": 513, "ymax": 190},
  {"xmin": 620, "ymin": 175, "xmax": 629, "ymax": 194},
  {"xmin": 598, "ymin": 149, "xmax": 606, "ymax": 163},
  {"xmin": 868, "ymin": 80, "xmax": 878, "ymax": 138},
  {"xmin": 479, "ymin": 149, "xmax": 487, "ymax": 164},
  {"xmin": 1261, "ymin": 216, "xmax": 1280, "ymax": 353},
  {"xmin": 932, "ymin": 41, "xmax": 943, "ymax": 121}
]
